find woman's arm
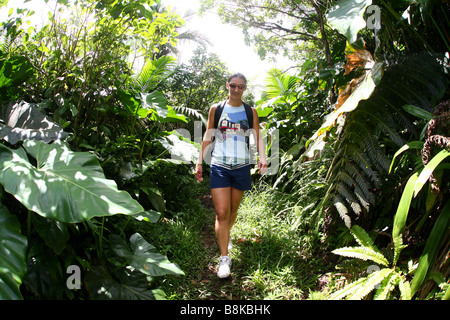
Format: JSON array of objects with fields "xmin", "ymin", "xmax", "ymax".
[
  {"xmin": 252, "ymin": 108, "xmax": 268, "ymax": 174},
  {"xmin": 195, "ymin": 105, "xmax": 216, "ymax": 182}
]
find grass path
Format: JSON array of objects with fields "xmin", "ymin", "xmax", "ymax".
[{"xmin": 151, "ymin": 183, "xmax": 336, "ymax": 300}]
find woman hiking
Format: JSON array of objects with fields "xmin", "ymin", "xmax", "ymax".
[{"xmin": 195, "ymin": 73, "xmax": 268, "ymax": 278}]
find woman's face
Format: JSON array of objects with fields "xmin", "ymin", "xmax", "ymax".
[{"xmin": 227, "ymin": 77, "xmax": 247, "ymax": 99}]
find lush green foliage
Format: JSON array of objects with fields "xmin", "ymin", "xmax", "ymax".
[
  {"xmin": 301, "ymin": 0, "xmax": 450, "ymax": 300},
  {"xmin": 0, "ymin": 0, "xmax": 190, "ymax": 300},
  {"xmin": 0, "ymin": 0, "xmax": 449, "ymax": 300}
]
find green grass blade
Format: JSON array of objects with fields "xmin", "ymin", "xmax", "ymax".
[
  {"xmin": 443, "ymin": 284, "xmax": 450, "ymax": 300},
  {"xmin": 411, "ymin": 200, "xmax": 450, "ymax": 295},
  {"xmin": 414, "ymin": 149, "xmax": 450, "ymax": 197},
  {"xmin": 389, "ymin": 141, "xmax": 424, "ymax": 174},
  {"xmin": 392, "ymin": 172, "xmax": 419, "ymax": 241}
]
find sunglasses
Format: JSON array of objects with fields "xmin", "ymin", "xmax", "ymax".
[{"xmin": 228, "ymin": 83, "xmax": 246, "ymax": 90}]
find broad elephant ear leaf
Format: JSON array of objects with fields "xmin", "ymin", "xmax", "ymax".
[
  {"xmin": 0, "ymin": 101, "xmax": 68, "ymax": 145},
  {"xmin": 110, "ymin": 233, "xmax": 185, "ymax": 277},
  {"xmin": 326, "ymin": 0, "xmax": 372, "ymax": 44},
  {"xmin": 85, "ymin": 266, "xmax": 167, "ymax": 300},
  {"xmin": 0, "ymin": 203, "xmax": 28, "ymax": 300},
  {"xmin": 0, "ymin": 140, "xmax": 144, "ymax": 223}
]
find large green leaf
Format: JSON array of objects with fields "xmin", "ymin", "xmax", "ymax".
[
  {"xmin": 141, "ymin": 91, "xmax": 169, "ymax": 118},
  {"xmin": 0, "ymin": 56, "xmax": 34, "ymax": 89},
  {"xmin": 0, "ymin": 101, "xmax": 69, "ymax": 145},
  {"xmin": 0, "ymin": 203, "xmax": 28, "ymax": 300},
  {"xmin": 304, "ymin": 62, "xmax": 383, "ymax": 157},
  {"xmin": 0, "ymin": 140, "xmax": 144, "ymax": 223},
  {"xmin": 85, "ymin": 266, "xmax": 166, "ymax": 300},
  {"xmin": 31, "ymin": 214, "xmax": 69, "ymax": 255},
  {"xmin": 141, "ymin": 91, "xmax": 187, "ymax": 123},
  {"xmin": 157, "ymin": 130, "xmax": 200, "ymax": 164},
  {"xmin": 327, "ymin": 0, "xmax": 372, "ymax": 44},
  {"xmin": 110, "ymin": 233, "xmax": 185, "ymax": 277}
]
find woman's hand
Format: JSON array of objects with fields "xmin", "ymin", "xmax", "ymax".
[
  {"xmin": 195, "ymin": 163, "xmax": 203, "ymax": 182},
  {"xmin": 258, "ymin": 159, "xmax": 268, "ymax": 175}
]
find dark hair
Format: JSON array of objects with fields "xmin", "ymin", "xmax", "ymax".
[{"xmin": 227, "ymin": 73, "xmax": 247, "ymax": 84}]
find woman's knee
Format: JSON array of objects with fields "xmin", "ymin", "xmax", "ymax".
[{"xmin": 215, "ymin": 208, "xmax": 230, "ymax": 222}]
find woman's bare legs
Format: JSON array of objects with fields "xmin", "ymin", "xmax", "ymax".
[{"xmin": 211, "ymin": 187, "xmax": 245, "ymax": 257}]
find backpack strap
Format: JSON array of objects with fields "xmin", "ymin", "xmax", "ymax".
[
  {"xmin": 243, "ymin": 102, "xmax": 253, "ymax": 129},
  {"xmin": 214, "ymin": 100, "xmax": 253, "ymax": 129},
  {"xmin": 213, "ymin": 100, "xmax": 227, "ymax": 129}
]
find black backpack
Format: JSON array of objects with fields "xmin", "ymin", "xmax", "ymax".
[{"xmin": 213, "ymin": 100, "xmax": 253, "ymax": 130}]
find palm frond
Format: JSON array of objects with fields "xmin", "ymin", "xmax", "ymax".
[
  {"xmin": 264, "ymin": 69, "xmax": 300, "ymax": 99},
  {"xmin": 172, "ymin": 104, "xmax": 207, "ymax": 124},
  {"xmin": 134, "ymin": 56, "xmax": 177, "ymax": 92}
]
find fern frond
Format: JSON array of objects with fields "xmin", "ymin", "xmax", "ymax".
[
  {"xmin": 343, "ymin": 160, "xmax": 375, "ymax": 204},
  {"xmin": 332, "ymin": 246, "xmax": 389, "ymax": 267},
  {"xmin": 360, "ymin": 104, "xmax": 406, "ymax": 146},
  {"xmin": 349, "ymin": 268, "xmax": 394, "ymax": 300},
  {"xmin": 373, "ymin": 272, "xmax": 398, "ymax": 300},
  {"xmin": 335, "ymin": 182, "xmax": 362, "ymax": 215},
  {"xmin": 354, "ymin": 185, "xmax": 370, "ymax": 210},
  {"xmin": 392, "ymin": 235, "xmax": 407, "ymax": 266},
  {"xmin": 350, "ymin": 225, "xmax": 381, "ymax": 253},
  {"xmin": 331, "ymin": 268, "xmax": 393, "ymax": 300},
  {"xmin": 335, "ymin": 170, "xmax": 355, "ymax": 189},
  {"xmin": 345, "ymin": 119, "xmax": 391, "ymax": 172},
  {"xmin": 330, "ymin": 276, "xmax": 367, "ymax": 300},
  {"xmin": 398, "ymin": 274, "xmax": 412, "ymax": 300},
  {"xmin": 333, "ymin": 194, "xmax": 351, "ymax": 228},
  {"xmin": 361, "ymin": 134, "xmax": 390, "ymax": 172},
  {"xmin": 346, "ymin": 144, "xmax": 382, "ymax": 188},
  {"xmin": 172, "ymin": 104, "xmax": 207, "ymax": 123}
]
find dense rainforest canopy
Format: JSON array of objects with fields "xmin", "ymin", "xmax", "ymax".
[{"xmin": 0, "ymin": 0, "xmax": 448, "ymax": 301}]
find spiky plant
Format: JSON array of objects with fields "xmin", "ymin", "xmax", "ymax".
[{"xmin": 330, "ymin": 225, "xmax": 412, "ymax": 300}]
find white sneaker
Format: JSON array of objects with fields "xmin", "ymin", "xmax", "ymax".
[{"xmin": 217, "ymin": 255, "xmax": 232, "ymax": 279}]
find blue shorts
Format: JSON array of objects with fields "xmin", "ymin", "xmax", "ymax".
[{"xmin": 210, "ymin": 165, "xmax": 252, "ymax": 191}]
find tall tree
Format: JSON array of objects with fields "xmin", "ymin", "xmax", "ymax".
[
  {"xmin": 200, "ymin": 0, "xmax": 333, "ymax": 66},
  {"xmin": 164, "ymin": 46, "xmax": 230, "ymax": 121}
]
